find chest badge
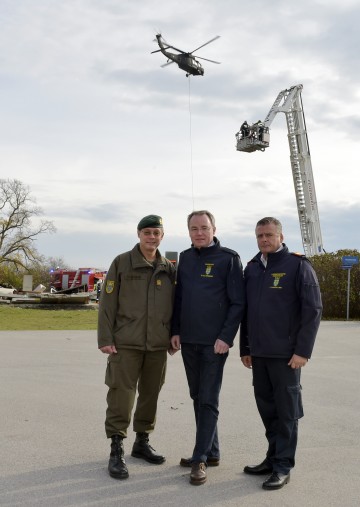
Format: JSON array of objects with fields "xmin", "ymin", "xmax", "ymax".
[
  {"xmin": 201, "ymin": 263, "xmax": 214, "ymax": 278},
  {"xmin": 270, "ymin": 273, "xmax": 286, "ymax": 288}
]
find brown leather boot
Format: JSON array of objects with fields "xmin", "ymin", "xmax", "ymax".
[
  {"xmin": 180, "ymin": 456, "xmax": 220, "ymax": 467},
  {"xmin": 190, "ymin": 462, "xmax": 207, "ymax": 485}
]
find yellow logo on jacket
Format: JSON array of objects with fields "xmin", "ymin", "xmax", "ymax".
[
  {"xmin": 201, "ymin": 263, "xmax": 214, "ymax": 278},
  {"xmin": 270, "ymin": 273, "xmax": 286, "ymax": 288}
]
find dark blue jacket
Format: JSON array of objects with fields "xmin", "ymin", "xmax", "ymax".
[
  {"xmin": 240, "ymin": 245, "xmax": 322, "ymax": 359},
  {"xmin": 171, "ymin": 237, "xmax": 245, "ymax": 347}
]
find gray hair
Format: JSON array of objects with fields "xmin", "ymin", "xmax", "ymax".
[
  {"xmin": 187, "ymin": 210, "xmax": 216, "ymax": 229},
  {"xmin": 256, "ymin": 217, "xmax": 282, "ymax": 234}
]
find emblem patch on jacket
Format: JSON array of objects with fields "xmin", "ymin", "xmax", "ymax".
[
  {"xmin": 105, "ymin": 280, "xmax": 115, "ymax": 294},
  {"xmin": 201, "ymin": 263, "xmax": 214, "ymax": 278},
  {"xmin": 270, "ymin": 273, "xmax": 286, "ymax": 288}
]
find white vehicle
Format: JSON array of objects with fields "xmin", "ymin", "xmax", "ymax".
[
  {"xmin": 235, "ymin": 84, "xmax": 324, "ymax": 257},
  {"xmin": 0, "ymin": 285, "xmax": 16, "ymax": 299}
]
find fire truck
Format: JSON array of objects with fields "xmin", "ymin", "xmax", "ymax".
[
  {"xmin": 50, "ymin": 268, "xmax": 107, "ymax": 294},
  {"xmin": 235, "ymin": 84, "xmax": 324, "ymax": 257}
]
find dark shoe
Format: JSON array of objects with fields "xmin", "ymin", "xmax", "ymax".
[
  {"xmin": 244, "ymin": 459, "xmax": 272, "ymax": 475},
  {"xmin": 108, "ymin": 435, "xmax": 129, "ymax": 479},
  {"xmin": 190, "ymin": 462, "xmax": 207, "ymax": 485},
  {"xmin": 131, "ymin": 432, "xmax": 165, "ymax": 464},
  {"xmin": 180, "ymin": 456, "xmax": 220, "ymax": 467},
  {"xmin": 262, "ymin": 472, "xmax": 290, "ymax": 490}
]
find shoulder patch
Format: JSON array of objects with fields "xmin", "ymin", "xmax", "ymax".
[
  {"xmin": 105, "ymin": 280, "xmax": 115, "ymax": 294},
  {"xmin": 291, "ymin": 252, "xmax": 313, "ymax": 265}
]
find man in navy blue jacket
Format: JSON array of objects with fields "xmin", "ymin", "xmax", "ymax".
[
  {"xmin": 171, "ymin": 210, "xmax": 245, "ymax": 486},
  {"xmin": 240, "ymin": 217, "xmax": 322, "ymax": 490}
]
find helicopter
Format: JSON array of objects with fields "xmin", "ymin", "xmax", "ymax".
[{"xmin": 151, "ymin": 33, "xmax": 221, "ymax": 77}]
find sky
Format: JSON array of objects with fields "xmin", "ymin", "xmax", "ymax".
[{"xmin": 1, "ymin": 0, "xmax": 360, "ymax": 270}]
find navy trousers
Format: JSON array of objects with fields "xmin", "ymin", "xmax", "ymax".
[
  {"xmin": 181, "ymin": 344, "xmax": 228, "ymax": 464},
  {"xmin": 252, "ymin": 357, "xmax": 304, "ymax": 474}
]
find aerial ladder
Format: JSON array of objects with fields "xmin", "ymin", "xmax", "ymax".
[{"xmin": 235, "ymin": 84, "xmax": 324, "ymax": 257}]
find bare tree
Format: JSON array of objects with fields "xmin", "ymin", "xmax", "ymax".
[{"xmin": 0, "ymin": 179, "xmax": 56, "ymax": 269}]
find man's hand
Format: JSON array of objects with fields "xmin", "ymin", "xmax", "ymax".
[
  {"xmin": 288, "ymin": 353, "xmax": 308, "ymax": 369},
  {"xmin": 99, "ymin": 345, "xmax": 117, "ymax": 355},
  {"xmin": 170, "ymin": 335, "xmax": 181, "ymax": 354},
  {"xmin": 214, "ymin": 338, "xmax": 229, "ymax": 354},
  {"xmin": 241, "ymin": 355, "xmax": 252, "ymax": 369}
]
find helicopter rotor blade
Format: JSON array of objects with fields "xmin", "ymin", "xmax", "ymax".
[
  {"xmin": 154, "ymin": 34, "xmax": 184, "ymax": 54},
  {"xmin": 151, "ymin": 47, "xmax": 172, "ymax": 53},
  {"xmin": 196, "ymin": 56, "xmax": 221, "ymax": 64},
  {"xmin": 151, "ymin": 34, "xmax": 174, "ymax": 53},
  {"xmin": 152, "ymin": 44, "xmax": 184, "ymax": 55},
  {"xmin": 161, "ymin": 61, "xmax": 175, "ymax": 68},
  {"xmin": 190, "ymin": 35, "xmax": 220, "ymax": 54},
  {"xmin": 160, "ymin": 36, "xmax": 186, "ymax": 53},
  {"xmin": 151, "ymin": 41, "xmax": 172, "ymax": 54},
  {"xmin": 166, "ymin": 44, "xmax": 186, "ymax": 54}
]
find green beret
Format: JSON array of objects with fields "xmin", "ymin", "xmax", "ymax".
[{"xmin": 137, "ymin": 214, "xmax": 163, "ymax": 230}]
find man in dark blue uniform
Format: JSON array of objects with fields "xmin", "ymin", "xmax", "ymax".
[
  {"xmin": 171, "ymin": 210, "xmax": 245, "ymax": 485},
  {"xmin": 240, "ymin": 217, "xmax": 322, "ymax": 490}
]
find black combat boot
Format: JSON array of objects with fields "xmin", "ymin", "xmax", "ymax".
[
  {"xmin": 131, "ymin": 432, "xmax": 166, "ymax": 464},
  {"xmin": 108, "ymin": 435, "xmax": 129, "ymax": 479}
]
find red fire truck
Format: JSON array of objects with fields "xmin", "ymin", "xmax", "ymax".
[{"xmin": 50, "ymin": 268, "xmax": 107, "ymax": 294}]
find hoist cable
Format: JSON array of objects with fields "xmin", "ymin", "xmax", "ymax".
[{"xmin": 188, "ymin": 76, "xmax": 195, "ymax": 210}]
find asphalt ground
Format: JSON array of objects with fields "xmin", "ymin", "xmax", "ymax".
[{"xmin": 0, "ymin": 321, "xmax": 359, "ymax": 507}]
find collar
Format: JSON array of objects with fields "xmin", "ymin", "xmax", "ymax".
[
  {"xmin": 260, "ymin": 243, "xmax": 285, "ymax": 267},
  {"xmin": 191, "ymin": 237, "xmax": 219, "ymax": 254},
  {"xmin": 131, "ymin": 243, "xmax": 165, "ymax": 269}
]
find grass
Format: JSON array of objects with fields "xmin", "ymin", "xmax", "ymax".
[{"xmin": 0, "ymin": 305, "xmax": 98, "ymax": 330}]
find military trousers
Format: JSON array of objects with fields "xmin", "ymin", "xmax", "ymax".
[
  {"xmin": 252, "ymin": 356, "xmax": 304, "ymax": 475},
  {"xmin": 104, "ymin": 349, "xmax": 167, "ymax": 438}
]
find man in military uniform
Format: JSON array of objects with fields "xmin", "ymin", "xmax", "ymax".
[
  {"xmin": 98, "ymin": 215, "xmax": 176, "ymax": 479},
  {"xmin": 240, "ymin": 217, "xmax": 322, "ymax": 490}
]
